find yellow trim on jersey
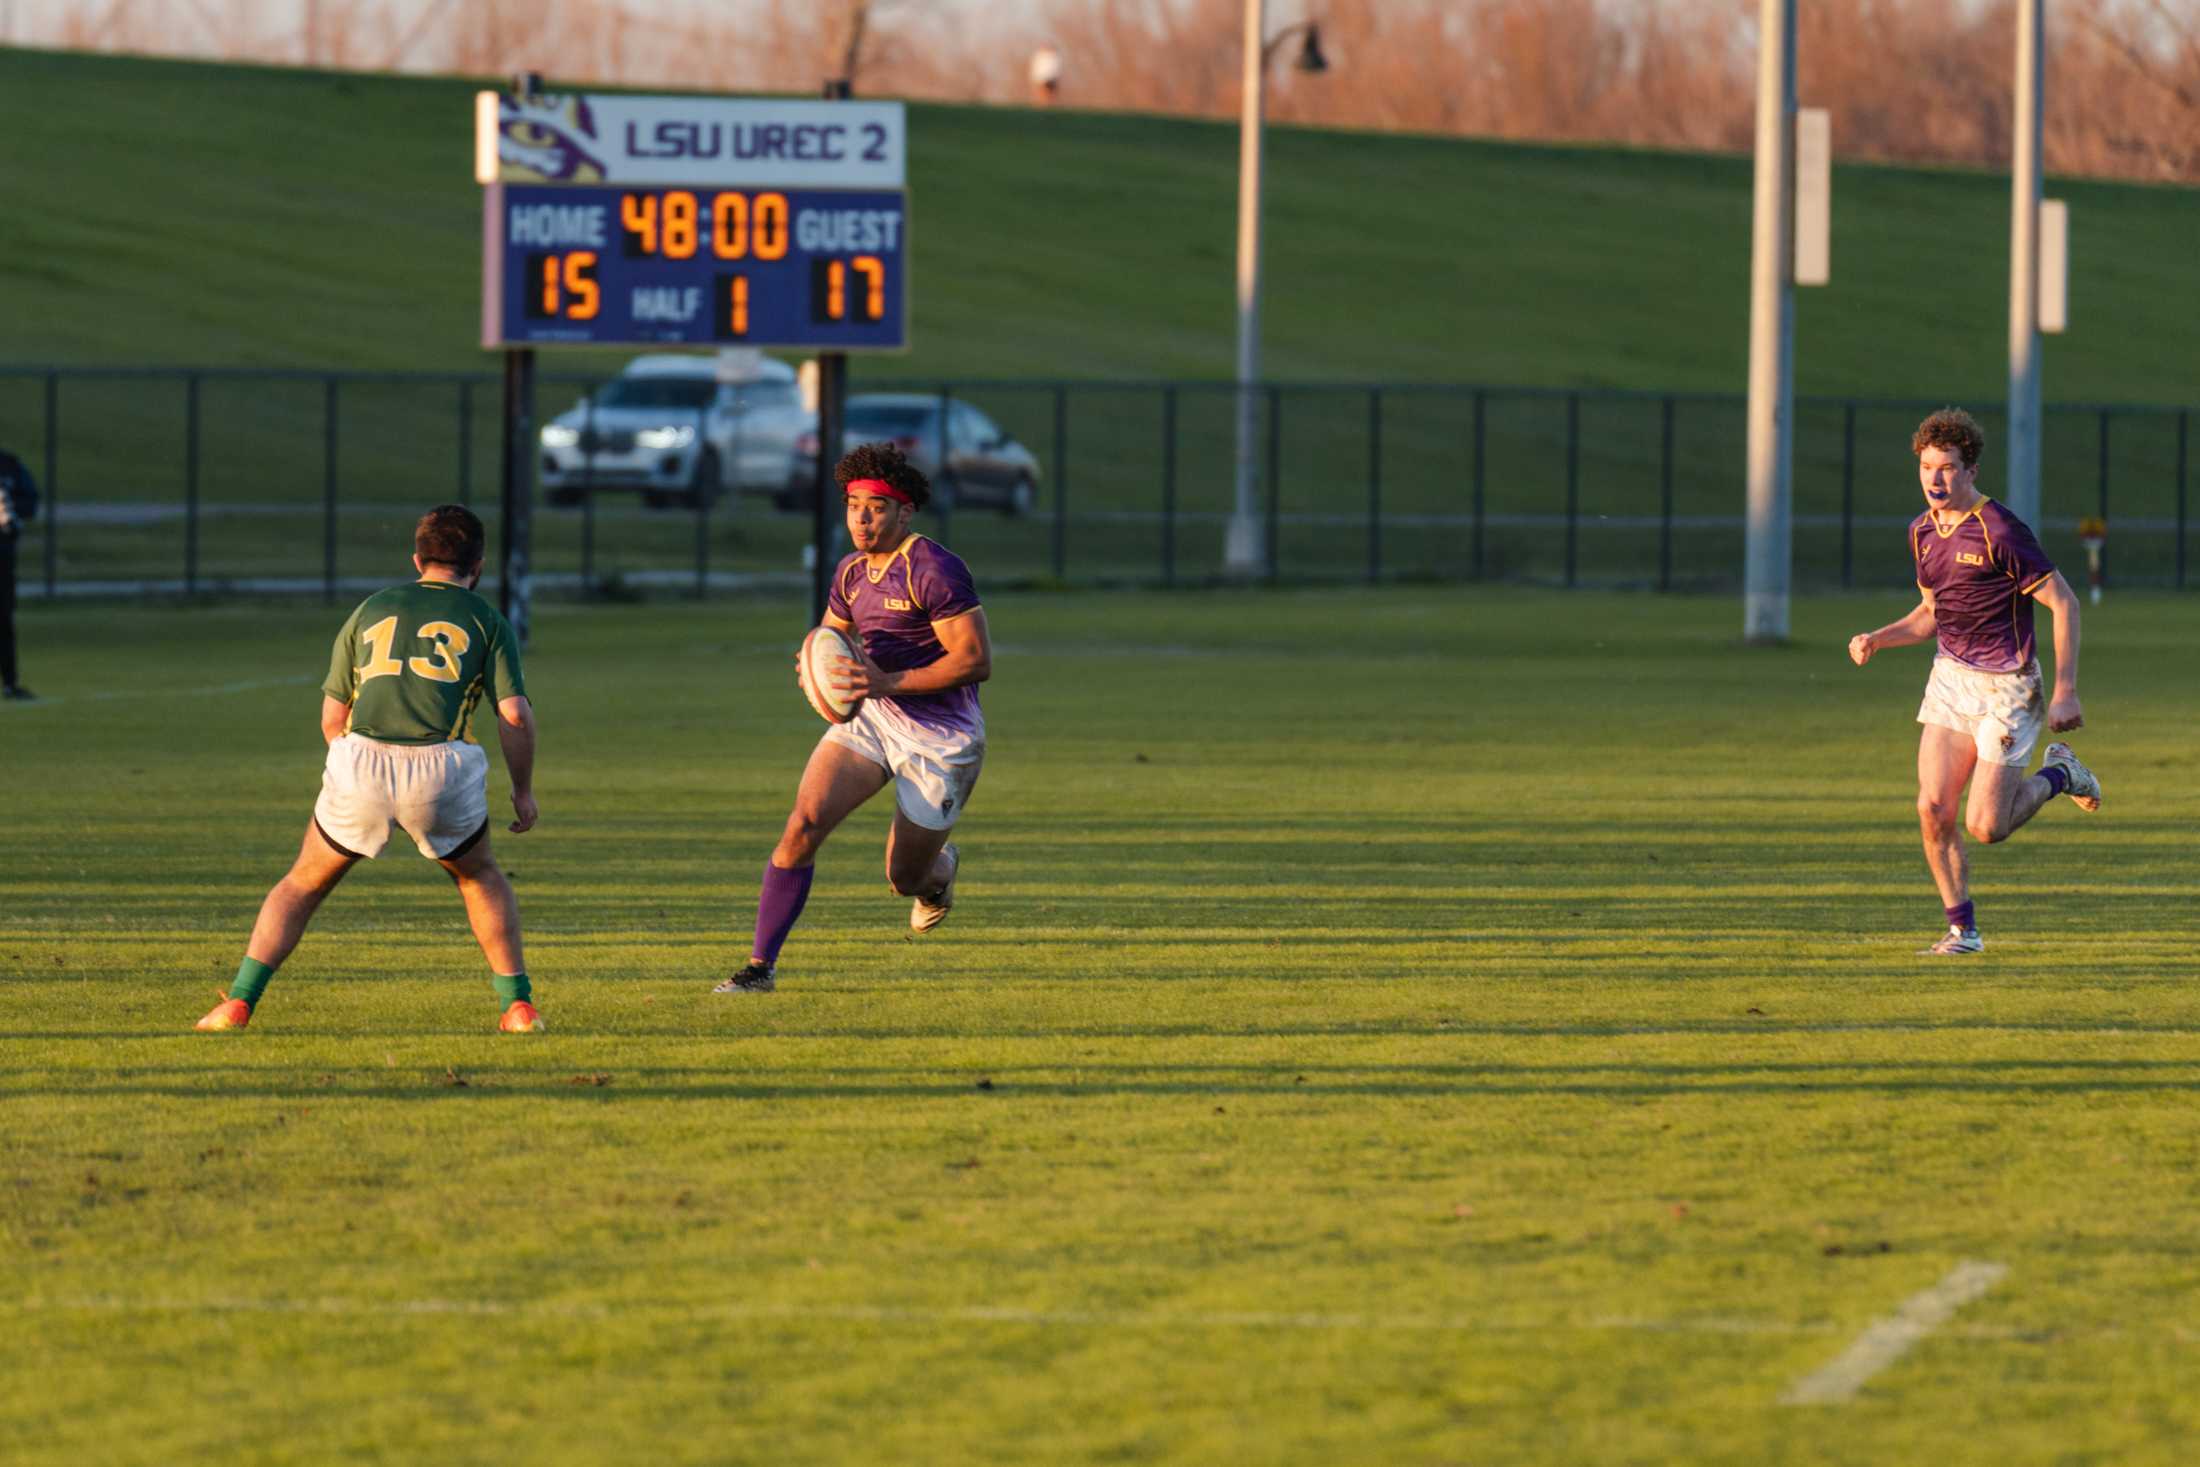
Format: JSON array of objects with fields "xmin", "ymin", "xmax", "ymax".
[
  {"xmin": 1929, "ymin": 501, "xmax": 1986, "ymax": 540},
  {"xmin": 897, "ymin": 535, "xmax": 927, "ymax": 613},
  {"xmin": 450, "ymin": 671, "xmax": 487, "ymax": 743},
  {"xmin": 2019, "ymin": 571, "xmax": 2054, "ymax": 595}
]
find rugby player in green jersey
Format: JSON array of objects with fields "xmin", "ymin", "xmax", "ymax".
[{"xmin": 197, "ymin": 505, "xmax": 544, "ymax": 1033}]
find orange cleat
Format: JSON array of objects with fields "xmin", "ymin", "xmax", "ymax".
[
  {"xmin": 499, "ymin": 1000, "xmax": 546, "ymax": 1034},
  {"xmin": 196, "ymin": 997, "xmax": 252, "ymax": 1031}
]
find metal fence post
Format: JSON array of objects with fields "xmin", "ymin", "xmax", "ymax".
[
  {"xmin": 581, "ymin": 388, "xmax": 598, "ymax": 595},
  {"xmin": 184, "ymin": 375, "xmax": 200, "ymax": 595},
  {"xmin": 457, "ymin": 378, "xmax": 474, "ymax": 507},
  {"xmin": 694, "ymin": 490, "xmax": 709, "ymax": 600},
  {"xmin": 1840, "ymin": 401, "xmax": 1856, "ymax": 590},
  {"xmin": 1052, "ymin": 384, "xmax": 1068, "ymax": 581},
  {"xmin": 1564, "ymin": 391, "xmax": 1580, "ymax": 589},
  {"xmin": 1265, "ymin": 385, "xmax": 1281, "ymax": 581},
  {"xmin": 2097, "ymin": 408, "xmax": 2111, "ymax": 588},
  {"xmin": 935, "ymin": 385, "xmax": 954, "ymax": 547},
  {"xmin": 1471, "ymin": 389, "xmax": 1486, "ymax": 581},
  {"xmin": 2178, "ymin": 408, "xmax": 2190, "ymax": 591},
  {"xmin": 42, "ymin": 372, "xmax": 57, "ymax": 595},
  {"xmin": 1160, "ymin": 386, "xmax": 1177, "ymax": 588},
  {"xmin": 323, "ymin": 376, "xmax": 339, "ymax": 604},
  {"xmin": 1659, "ymin": 395, "xmax": 1675, "ymax": 592},
  {"xmin": 1366, "ymin": 388, "xmax": 1382, "ymax": 583}
]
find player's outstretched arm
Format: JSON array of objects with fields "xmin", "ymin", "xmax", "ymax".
[
  {"xmin": 2030, "ymin": 572, "xmax": 2083, "ymax": 730},
  {"xmin": 1849, "ymin": 594, "xmax": 1937, "ymax": 666},
  {"xmin": 496, "ymin": 695, "xmax": 539, "ymax": 833},
  {"xmin": 319, "ymin": 695, "xmax": 351, "ymax": 746}
]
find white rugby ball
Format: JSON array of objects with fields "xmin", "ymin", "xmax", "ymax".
[{"xmin": 798, "ymin": 625, "xmax": 864, "ymax": 725}]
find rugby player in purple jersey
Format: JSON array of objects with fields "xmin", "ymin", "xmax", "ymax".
[
  {"xmin": 715, "ymin": 443, "xmax": 992, "ymax": 993},
  {"xmin": 1847, "ymin": 408, "xmax": 2101, "ymax": 956}
]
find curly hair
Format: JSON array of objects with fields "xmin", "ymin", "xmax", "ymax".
[
  {"xmin": 835, "ymin": 441, "xmax": 930, "ymax": 511},
  {"xmin": 1911, "ymin": 408, "xmax": 1986, "ymax": 469},
  {"xmin": 414, "ymin": 503, "xmax": 485, "ymax": 570}
]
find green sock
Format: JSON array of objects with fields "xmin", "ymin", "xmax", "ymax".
[
  {"xmin": 229, "ymin": 957, "xmax": 277, "ymax": 1008},
  {"xmin": 494, "ymin": 972, "xmax": 532, "ymax": 1007}
]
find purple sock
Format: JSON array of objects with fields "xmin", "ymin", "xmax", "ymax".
[
  {"xmin": 2037, "ymin": 764, "xmax": 2069, "ymax": 797},
  {"xmin": 1944, "ymin": 900, "xmax": 1975, "ymax": 931},
  {"xmin": 753, "ymin": 861, "xmax": 815, "ymax": 965}
]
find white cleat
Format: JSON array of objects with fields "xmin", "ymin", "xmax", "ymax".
[
  {"xmin": 1921, "ymin": 925, "xmax": 1984, "ymax": 956},
  {"xmin": 2042, "ymin": 741, "xmax": 2101, "ymax": 813},
  {"xmin": 911, "ymin": 843, "xmax": 958, "ymax": 934}
]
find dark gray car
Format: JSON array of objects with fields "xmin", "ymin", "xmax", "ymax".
[{"xmin": 782, "ymin": 394, "xmax": 1040, "ymax": 515}]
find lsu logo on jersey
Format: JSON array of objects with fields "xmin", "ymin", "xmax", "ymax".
[
  {"xmin": 885, "ymin": 597, "xmax": 914, "ymax": 611},
  {"xmin": 1956, "ymin": 551, "xmax": 1986, "ymax": 566}
]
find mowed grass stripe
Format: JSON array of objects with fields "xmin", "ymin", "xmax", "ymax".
[{"xmin": 5, "ymin": 587, "xmax": 2200, "ymax": 1463}]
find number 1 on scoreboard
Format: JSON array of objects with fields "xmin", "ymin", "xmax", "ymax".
[{"xmin": 713, "ymin": 272, "xmax": 751, "ymax": 338}]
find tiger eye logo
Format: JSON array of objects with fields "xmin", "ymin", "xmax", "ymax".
[{"xmin": 499, "ymin": 96, "xmax": 607, "ymax": 183}]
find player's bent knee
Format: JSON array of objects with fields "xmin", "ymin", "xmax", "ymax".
[{"xmin": 1965, "ymin": 816, "xmax": 2010, "ymax": 844}]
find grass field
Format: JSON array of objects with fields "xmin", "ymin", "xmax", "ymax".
[{"xmin": 5, "ymin": 586, "xmax": 2197, "ymax": 1464}]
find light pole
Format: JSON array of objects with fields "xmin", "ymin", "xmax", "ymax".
[
  {"xmin": 1229, "ymin": 2, "xmax": 1326, "ymax": 577},
  {"xmin": 1742, "ymin": 0, "xmax": 1796, "ymax": 644},
  {"xmin": 2006, "ymin": 0, "xmax": 2045, "ymax": 527}
]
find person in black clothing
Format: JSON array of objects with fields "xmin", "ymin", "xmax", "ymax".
[{"xmin": 0, "ymin": 448, "xmax": 40, "ymax": 700}]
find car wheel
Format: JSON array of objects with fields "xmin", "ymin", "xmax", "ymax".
[
  {"xmin": 1004, "ymin": 475, "xmax": 1036, "ymax": 518},
  {"xmin": 641, "ymin": 490, "xmax": 671, "ymax": 510},
  {"xmin": 545, "ymin": 485, "xmax": 582, "ymax": 508}
]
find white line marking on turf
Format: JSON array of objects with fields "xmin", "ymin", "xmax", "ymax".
[
  {"xmin": 4, "ymin": 1294, "xmax": 2045, "ymax": 1344},
  {"xmin": 1780, "ymin": 1260, "xmax": 2009, "ymax": 1405},
  {"xmin": 0, "ymin": 674, "xmax": 318, "ymax": 711}
]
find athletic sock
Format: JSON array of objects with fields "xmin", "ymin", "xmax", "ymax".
[
  {"xmin": 494, "ymin": 972, "xmax": 532, "ymax": 1007},
  {"xmin": 753, "ymin": 861, "xmax": 816, "ymax": 965},
  {"xmin": 228, "ymin": 957, "xmax": 277, "ymax": 1008},
  {"xmin": 1944, "ymin": 900, "xmax": 1975, "ymax": 932},
  {"xmin": 2037, "ymin": 764, "xmax": 2070, "ymax": 797}
]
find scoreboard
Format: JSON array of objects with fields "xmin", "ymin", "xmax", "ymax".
[
  {"xmin": 478, "ymin": 91, "xmax": 909, "ymax": 352},
  {"xmin": 483, "ymin": 183, "xmax": 907, "ymax": 349}
]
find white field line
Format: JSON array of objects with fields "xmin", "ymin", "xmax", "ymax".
[
  {"xmin": 4, "ymin": 1293, "xmax": 2049, "ymax": 1345},
  {"xmin": 0, "ymin": 674, "xmax": 319, "ymax": 711},
  {"xmin": 1780, "ymin": 1261, "xmax": 2009, "ymax": 1405}
]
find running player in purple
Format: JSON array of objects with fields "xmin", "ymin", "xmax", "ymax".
[
  {"xmin": 715, "ymin": 442, "xmax": 991, "ymax": 993},
  {"xmin": 1847, "ymin": 408, "xmax": 2100, "ymax": 955}
]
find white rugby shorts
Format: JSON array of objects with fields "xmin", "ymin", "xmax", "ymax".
[
  {"xmin": 823, "ymin": 702, "xmax": 984, "ymax": 831},
  {"xmin": 1917, "ymin": 656, "xmax": 2046, "ymax": 767},
  {"xmin": 313, "ymin": 734, "xmax": 491, "ymax": 859}
]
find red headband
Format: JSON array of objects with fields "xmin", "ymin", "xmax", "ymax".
[{"xmin": 845, "ymin": 477, "xmax": 913, "ymax": 505}]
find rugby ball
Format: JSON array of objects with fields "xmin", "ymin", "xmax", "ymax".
[{"xmin": 798, "ymin": 625, "xmax": 864, "ymax": 725}]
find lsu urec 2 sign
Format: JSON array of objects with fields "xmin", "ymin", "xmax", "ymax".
[{"xmin": 478, "ymin": 92, "xmax": 909, "ymax": 352}]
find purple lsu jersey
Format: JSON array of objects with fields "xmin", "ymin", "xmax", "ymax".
[
  {"xmin": 1910, "ymin": 498, "xmax": 2057, "ymax": 673},
  {"xmin": 827, "ymin": 534, "xmax": 984, "ymax": 736}
]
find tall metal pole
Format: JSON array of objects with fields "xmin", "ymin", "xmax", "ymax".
[
  {"xmin": 1226, "ymin": 0, "xmax": 1267, "ymax": 576},
  {"xmin": 2006, "ymin": 0, "xmax": 2045, "ymax": 526},
  {"xmin": 1743, "ymin": 0, "xmax": 1796, "ymax": 644},
  {"xmin": 495, "ymin": 71, "xmax": 543, "ymax": 646},
  {"xmin": 812, "ymin": 76, "xmax": 855, "ymax": 625}
]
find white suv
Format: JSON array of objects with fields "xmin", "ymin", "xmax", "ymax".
[{"xmin": 540, "ymin": 352, "xmax": 813, "ymax": 510}]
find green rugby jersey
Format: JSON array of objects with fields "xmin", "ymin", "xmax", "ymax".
[{"xmin": 322, "ymin": 580, "xmax": 527, "ymax": 745}]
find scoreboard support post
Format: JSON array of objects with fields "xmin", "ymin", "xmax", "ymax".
[
  {"xmin": 811, "ymin": 352, "xmax": 848, "ymax": 625},
  {"xmin": 808, "ymin": 77, "xmax": 857, "ymax": 628},
  {"xmin": 498, "ymin": 346, "xmax": 536, "ymax": 646}
]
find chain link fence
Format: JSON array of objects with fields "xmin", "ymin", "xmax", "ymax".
[{"xmin": 4, "ymin": 366, "xmax": 2190, "ymax": 600}]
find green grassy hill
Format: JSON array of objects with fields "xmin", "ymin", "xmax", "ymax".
[{"xmin": 1, "ymin": 47, "xmax": 2195, "ymax": 402}]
